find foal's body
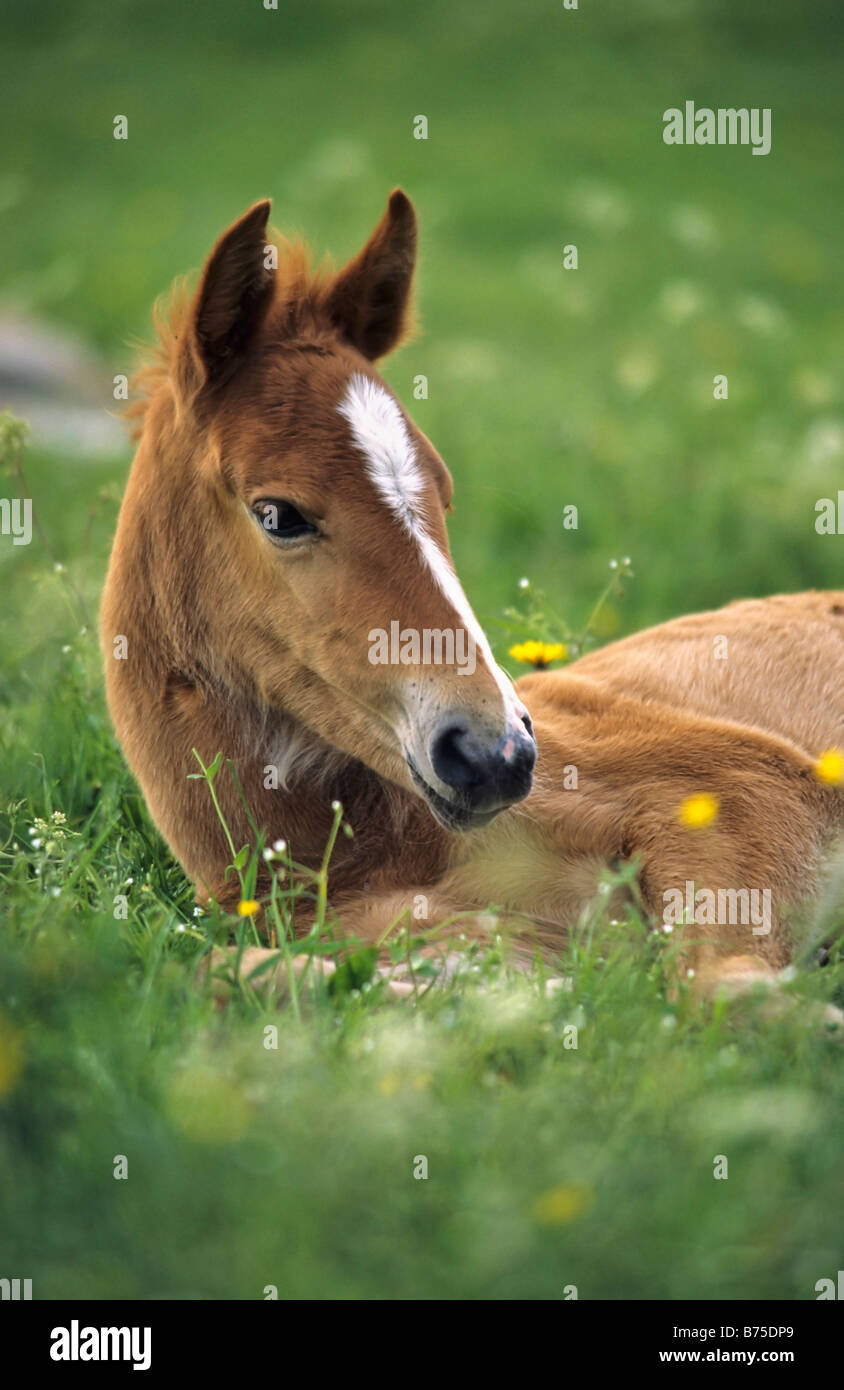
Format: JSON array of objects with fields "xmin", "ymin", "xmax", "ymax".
[
  {"xmin": 102, "ymin": 191, "xmax": 844, "ymax": 999},
  {"xmin": 326, "ymin": 591, "xmax": 844, "ymax": 992}
]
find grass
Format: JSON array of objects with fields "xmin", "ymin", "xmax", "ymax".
[{"xmin": 1, "ymin": 0, "xmax": 843, "ymax": 1300}]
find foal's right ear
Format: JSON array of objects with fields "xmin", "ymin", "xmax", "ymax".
[
  {"xmin": 323, "ymin": 189, "xmax": 418, "ymax": 360},
  {"xmin": 177, "ymin": 200, "xmax": 275, "ymax": 406}
]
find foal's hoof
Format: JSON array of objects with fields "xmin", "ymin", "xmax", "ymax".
[{"xmin": 757, "ymin": 993, "xmax": 844, "ymax": 1032}]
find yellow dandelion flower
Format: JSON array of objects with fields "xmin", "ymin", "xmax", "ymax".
[
  {"xmin": 815, "ymin": 748, "xmax": 844, "ymax": 785},
  {"xmin": 678, "ymin": 792, "xmax": 719, "ymax": 828},
  {"xmin": 509, "ymin": 640, "xmax": 567, "ymax": 669},
  {"xmin": 532, "ymin": 1182, "xmax": 594, "ymax": 1226},
  {"xmin": 237, "ymin": 899, "xmax": 260, "ymax": 916},
  {"xmin": 378, "ymin": 1072, "xmax": 401, "ymax": 1097}
]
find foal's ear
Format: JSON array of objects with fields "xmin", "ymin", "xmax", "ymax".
[
  {"xmin": 324, "ymin": 189, "xmax": 417, "ymax": 360},
  {"xmin": 178, "ymin": 200, "xmax": 274, "ymax": 402}
]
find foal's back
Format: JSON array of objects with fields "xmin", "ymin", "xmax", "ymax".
[{"xmin": 562, "ymin": 591, "xmax": 844, "ymax": 756}]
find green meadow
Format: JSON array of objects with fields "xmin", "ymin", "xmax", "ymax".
[{"xmin": 1, "ymin": 0, "xmax": 842, "ymax": 1299}]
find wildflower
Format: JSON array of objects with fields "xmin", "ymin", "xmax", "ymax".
[
  {"xmin": 509, "ymin": 640, "xmax": 567, "ymax": 669},
  {"xmin": 531, "ymin": 1182, "xmax": 594, "ymax": 1226},
  {"xmin": 237, "ymin": 899, "xmax": 260, "ymax": 917},
  {"xmin": 814, "ymin": 748, "xmax": 844, "ymax": 785},
  {"xmin": 678, "ymin": 792, "xmax": 719, "ymax": 828},
  {"xmin": 272, "ymin": 839, "xmax": 287, "ymax": 853}
]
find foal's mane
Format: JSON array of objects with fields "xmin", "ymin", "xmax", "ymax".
[{"xmin": 124, "ymin": 236, "xmax": 334, "ymax": 441}]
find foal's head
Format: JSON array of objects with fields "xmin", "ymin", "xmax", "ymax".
[{"xmin": 132, "ymin": 191, "xmax": 535, "ymax": 832}]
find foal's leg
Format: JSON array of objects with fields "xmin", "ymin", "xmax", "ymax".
[
  {"xmin": 683, "ymin": 947, "xmax": 844, "ymax": 1028},
  {"xmin": 200, "ymin": 944, "xmax": 416, "ymax": 1004},
  {"xmin": 196, "ymin": 882, "xmax": 488, "ymax": 1005}
]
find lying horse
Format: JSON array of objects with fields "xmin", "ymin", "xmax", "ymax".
[{"xmin": 101, "ymin": 190, "xmax": 844, "ymax": 1000}]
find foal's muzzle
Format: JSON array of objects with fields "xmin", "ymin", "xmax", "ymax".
[{"xmin": 411, "ymin": 712, "xmax": 536, "ymax": 830}]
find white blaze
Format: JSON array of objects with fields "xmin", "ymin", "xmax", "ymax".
[{"xmin": 338, "ymin": 373, "xmax": 517, "ymax": 709}]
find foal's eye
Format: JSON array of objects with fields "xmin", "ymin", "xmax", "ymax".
[{"xmin": 252, "ymin": 500, "xmax": 319, "ymax": 541}]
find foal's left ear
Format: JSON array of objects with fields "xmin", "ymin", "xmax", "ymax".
[
  {"xmin": 324, "ymin": 189, "xmax": 417, "ymax": 360},
  {"xmin": 179, "ymin": 200, "xmax": 275, "ymax": 403}
]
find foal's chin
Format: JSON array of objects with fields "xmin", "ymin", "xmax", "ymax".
[{"xmin": 407, "ymin": 758, "xmax": 523, "ymax": 833}]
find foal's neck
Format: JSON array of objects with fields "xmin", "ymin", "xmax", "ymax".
[{"xmin": 192, "ymin": 686, "xmax": 452, "ymax": 908}]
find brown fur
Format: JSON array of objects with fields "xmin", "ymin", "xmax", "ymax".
[{"xmin": 101, "ymin": 192, "xmax": 844, "ymax": 1001}]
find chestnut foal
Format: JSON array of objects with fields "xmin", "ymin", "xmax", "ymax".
[{"xmin": 101, "ymin": 191, "xmax": 844, "ymax": 1002}]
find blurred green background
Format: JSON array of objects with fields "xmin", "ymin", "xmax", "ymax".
[
  {"xmin": 1, "ymin": 0, "xmax": 843, "ymax": 1302},
  {"xmin": 3, "ymin": 0, "xmax": 843, "ymax": 634}
]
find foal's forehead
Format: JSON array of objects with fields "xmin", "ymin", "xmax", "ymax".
[
  {"xmin": 229, "ymin": 346, "xmax": 449, "ymax": 509},
  {"xmin": 337, "ymin": 373, "xmax": 425, "ymax": 530}
]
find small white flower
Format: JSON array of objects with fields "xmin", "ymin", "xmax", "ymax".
[
  {"xmin": 51, "ymin": 886, "xmax": 61, "ymax": 898},
  {"xmin": 125, "ymin": 877, "xmax": 134, "ymax": 885},
  {"xmin": 609, "ymin": 558, "xmax": 618, "ymax": 570},
  {"xmin": 272, "ymin": 839, "xmax": 287, "ymax": 853},
  {"xmin": 176, "ymin": 924, "xmax": 186, "ymax": 933},
  {"xmin": 662, "ymin": 922, "xmax": 673, "ymax": 934},
  {"xmin": 62, "ymin": 645, "xmax": 71, "ymax": 654},
  {"xmin": 687, "ymin": 968, "xmax": 696, "ymax": 979},
  {"xmin": 54, "ymin": 562, "xmax": 64, "ymax": 573},
  {"xmin": 331, "ymin": 800, "xmax": 341, "ymax": 812},
  {"xmin": 193, "ymin": 906, "xmax": 204, "ymax": 918},
  {"xmin": 518, "ymin": 577, "xmax": 530, "ymax": 590},
  {"xmin": 263, "ymin": 848, "xmax": 274, "ymax": 861},
  {"xmin": 32, "ymin": 837, "xmax": 42, "ymax": 848}
]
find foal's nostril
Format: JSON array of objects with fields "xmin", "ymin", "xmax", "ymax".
[
  {"xmin": 429, "ymin": 717, "xmax": 536, "ymax": 809},
  {"xmin": 521, "ymin": 711, "xmax": 534, "ymax": 739},
  {"xmin": 430, "ymin": 723, "xmax": 484, "ymax": 793}
]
